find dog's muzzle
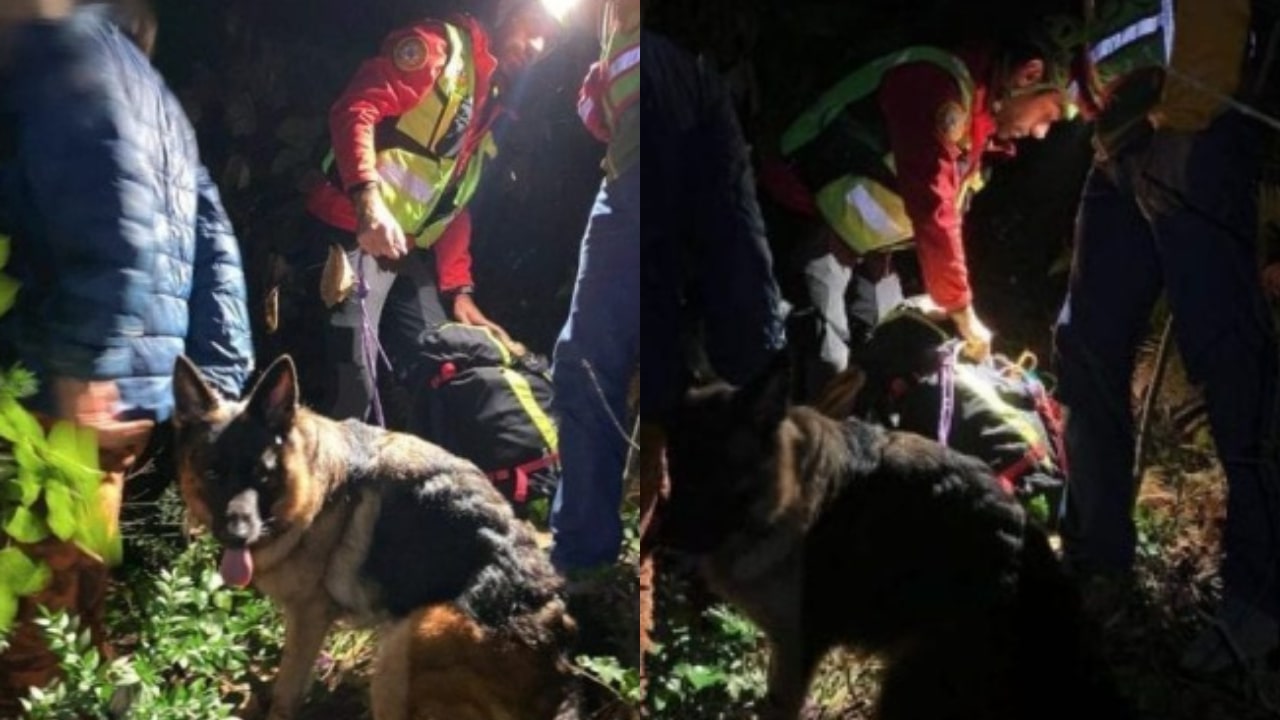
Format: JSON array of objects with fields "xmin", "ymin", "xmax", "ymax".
[{"xmin": 223, "ymin": 489, "xmax": 261, "ymax": 545}]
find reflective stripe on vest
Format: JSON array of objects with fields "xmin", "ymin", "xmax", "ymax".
[
  {"xmin": 324, "ymin": 23, "xmax": 496, "ymax": 248},
  {"xmin": 603, "ymin": 27, "xmax": 640, "ymax": 131},
  {"xmin": 577, "ymin": 95, "xmax": 596, "ymax": 126},
  {"xmin": 782, "ymin": 46, "xmax": 974, "ymax": 157},
  {"xmin": 782, "ymin": 47, "xmax": 977, "ymax": 255},
  {"xmin": 1089, "ymin": 15, "xmax": 1161, "ymax": 63},
  {"xmin": 954, "ymin": 363, "xmax": 1051, "ymax": 471},
  {"xmin": 847, "ymin": 182, "xmax": 910, "ymax": 241},
  {"xmin": 499, "ymin": 367, "xmax": 559, "ymax": 452},
  {"xmin": 1084, "ymin": 0, "xmax": 1172, "ymax": 99}
]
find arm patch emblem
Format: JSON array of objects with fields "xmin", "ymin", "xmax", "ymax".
[{"xmin": 392, "ymin": 36, "xmax": 429, "ymax": 72}]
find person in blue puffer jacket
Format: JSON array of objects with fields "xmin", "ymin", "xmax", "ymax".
[
  {"xmin": 0, "ymin": 1, "xmax": 253, "ymax": 704},
  {"xmin": 1, "ymin": 2, "xmax": 253, "ymax": 422}
]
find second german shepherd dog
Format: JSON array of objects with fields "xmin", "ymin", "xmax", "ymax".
[
  {"xmin": 171, "ymin": 355, "xmax": 576, "ymax": 720},
  {"xmin": 658, "ymin": 352, "xmax": 1128, "ymax": 720}
]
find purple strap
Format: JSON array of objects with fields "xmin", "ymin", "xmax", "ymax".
[
  {"xmin": 356, "ymin": 252, "xmax": 393, "ymax": 427},
  {"xmin": 937, "ymin": 341, "xmax": 962, "ymax": 447}
]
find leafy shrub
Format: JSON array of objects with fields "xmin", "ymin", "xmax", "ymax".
[
  {"xmin": 647, "ymin": 588, "xmax": 768, "ymax": 718},
  {"xmin": 0, "ymin": 232, "xmax": 117, "ymax": 635},
  {"xmin": 20, "ymin": 536, "xmax": 283, "ymax": 719}
]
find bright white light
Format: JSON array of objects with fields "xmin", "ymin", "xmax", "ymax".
[{"xmin": 540, "ymin": 0, "xmax": 579, "ymax": 23}]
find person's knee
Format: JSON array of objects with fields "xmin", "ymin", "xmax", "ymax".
[
  {"xmin": 552, "ymin": 337, "xmax": 585, "ymax": 383},
  {"xmin": 554, "ymin": 336, "xmax": 631, "ymax": 396},
  {"xmin": 1053, "ymin": 317, "xmax": 1136, "ymax": 408}
]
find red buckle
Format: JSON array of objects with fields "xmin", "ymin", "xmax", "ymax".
[
  {"xmin": 486, "ymin": 454, "xmax": 559, "ymax": 504},
  {"xmin": 430, "ymin": 362, "xmax": 458, "ymax": 388}
]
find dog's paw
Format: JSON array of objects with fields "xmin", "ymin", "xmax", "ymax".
[{"xmin": 229, "ymin": 677, "xmax": 274, "ymax": 720}]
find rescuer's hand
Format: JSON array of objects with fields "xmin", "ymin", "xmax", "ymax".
[
  {"xmin": 353, "ymin": 185, "xmax": 408, "ymax": 260},
  {"xmin": 51, "ymin": 377, "xmax": 154, "ymax": 461},
  {"xmin": 453, "ymin": 293, "xmax": 516, "ymax": 349},
  {"xmin": 949, "ymin": 305, "xmax": 993, "ymax": 362}
]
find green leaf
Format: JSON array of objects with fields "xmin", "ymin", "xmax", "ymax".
[
  {"xmin": 1, "ymin": 365, "xmax": 38, "ymax": 401},
  {"xmin": 13, "ymin": 469, "xmax": 41, "ymax": 507},
  {"xmin": 0, "ymin": 547, "xmax": 51, "ymax": 596},
  {"xmin": 46, "ymin": 420, "xmax": 78, "ymax": 459},
  {"xmin": 12, "ymin": 437, "xmax": 36, "ymax": 470},
  {"xmin": 0, "ymin": 589, "xmax": 16, "ymax": 634},
  {"xmin": 0, "ymin": 400, "xmax": 41, "ymax": 444},
  {"xmin": 75, "ymin": 518, "xmax": 122, "ymax": 568},
  {"xmin": 43, "ymin": 483, "xmax": 75, "ymax": 541},
  {"xmin": 45, "ymin": 427, "xmax": 101, "ymax": 492},
  {"xmin": 3, "ymin": 506, "xmax": 49, "ymax": 544},
  {"xmin": 677, "ymin": 662, "xmax": 727, "ymax": 691},
  {"xmin": 0, "ymin": 274, "xmax": 17, "ymax": 318},
  {"xmin": 74, "ymin": 424, "xmax": 98, "ymax": 471},
  {"xmin": 0, "ymin": 233, "xmax": 10, "ymax": 270},
  {"xmin": 0, "ymin": 410, "xmax": 16, "ymax": 444}
]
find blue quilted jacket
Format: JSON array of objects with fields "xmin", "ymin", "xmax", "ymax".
[{"xmin": 0, "ymin": 5, "xmax": 253, "ymax": 421}]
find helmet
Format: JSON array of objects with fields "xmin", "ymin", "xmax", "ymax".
[{"xmin": 1002, "ymin": 14, "xmax": 1087, "ymax": 120}]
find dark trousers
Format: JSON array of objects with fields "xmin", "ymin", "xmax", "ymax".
[
  {"xmin": 304, "ymin": 216, "xmax": 448, "ymax": 423},
  {"xmin": 640, "ymin": 30, "xmax": 787, "ymax": 422},
  {"xmin": 1054, "ymin": 111, "xmax": 1280, "ymax": 617},
  {"xmin": 550, "ymin": 163, "xmax": 640, "ymax": 572}
]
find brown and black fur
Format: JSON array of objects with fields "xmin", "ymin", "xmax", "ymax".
[
  {"xmin": 171, "ymin": 354, "xmax": 575, "ymax": 720},
  {"xmin": 658, "ymin": 352, "xmax": 1129, "ymax": 720}
]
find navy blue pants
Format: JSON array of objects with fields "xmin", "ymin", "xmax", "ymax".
[
  {"xmin": 546, "ymin": 30, "xmax": 786, "ymax": 574},
  {"xmin": 549, "ymin": 162, "xmax": 640, "ymax": 573},
  {"xmin": 1054, "ymin": 110, "xmax": 1280, "ymax": 616},
  {"xmin": 640, "ymin": 30, "xmax": 786, "ymax": 423}
]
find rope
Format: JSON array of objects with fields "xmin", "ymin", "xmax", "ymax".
[
  {"xmin": 581, "ymin": 358, "xmax": 640, "ymax": 453},
  {"xmin": 1162, "ymin": 65, "xmax": 1280, "ymax": 134},
  {"xmin": 936, "ymin": 340, "xmax": 964, "ymax": 447},
  {"xmin": 355, "ymin": 252, "xmax": 393, "ymax": 427},
  {"xmin": 1133, "ymin": 313, "xmax": 1174, "ymax": 485}
]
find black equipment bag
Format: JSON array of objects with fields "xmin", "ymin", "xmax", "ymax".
[
  {"xmin": 403, "ymin": 324, "xmax": 561, "ymax": 519},
  {"xmin": 852, "ymin": 304, "xmax": 1069, "ymax": 527}
]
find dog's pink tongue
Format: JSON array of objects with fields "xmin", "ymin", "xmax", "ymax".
[{"xmin": 219, "ymin": 547, "xmax": 254, "ymax": 588}]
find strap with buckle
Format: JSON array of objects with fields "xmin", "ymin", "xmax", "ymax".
[{"xmin": 487, "ymin": 453, "xmax": 560, "ymax": 503}]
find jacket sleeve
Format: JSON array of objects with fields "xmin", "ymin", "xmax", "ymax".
[
  {"xmin": 1149, "ymin": 0, "xmax": 1251, "ymax": 132},
  {"xmin": 329, "ymin": 23, "xmax": 451, "ymax": 191},
  {"xmin": 578, "ymin": 61, "xmax": 611, "ymax": 143},
  {"xmin": 17, "ymin": 31, "xmax": 153, "ymax": 382},
  {"xmin": 186, "ymin": 165, "xmax": 254, "ymax": 400},
  {"xmin": 433, "ymin": 208, "xmax": 474, "ymax": 294},
  {"xmin": 878, "ymin": 63, "xmax": 973, "ymax": 313}
]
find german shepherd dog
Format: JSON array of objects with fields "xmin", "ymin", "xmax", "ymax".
[
  {"xmin": 171, "ymin": 355, "xmax": 576, "ymax": 720},
  {"xmin": 658, "ymin": 353, "xmax": 1128, "ymax": 720}
]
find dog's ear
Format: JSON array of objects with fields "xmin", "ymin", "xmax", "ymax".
[
  {"xmin": 739, "ymin": 350, "xmax": 791, "ymax": 430},
  {"xmin": 172, "ymin": 355, "xmax": 220, "ymax": 426},
  {"xmin": 245, "ymin": 355, "xmax": 298, "ymax": 433}
]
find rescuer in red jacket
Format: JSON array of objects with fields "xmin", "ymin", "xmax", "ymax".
[
  {"xmin": 304, "ymin": 0, "xmax": 563, "ymax": 421},
  {"xmin": 760, "ymin": 33, "xmax": 1076, "ymax": 400}
]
